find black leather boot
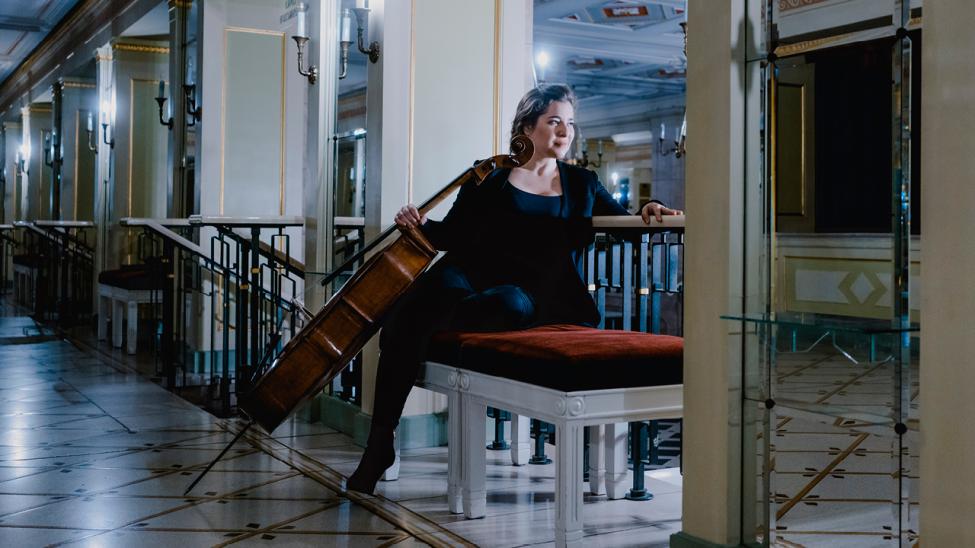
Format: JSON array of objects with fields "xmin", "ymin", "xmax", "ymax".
[{"xmin": 346, "ymin": 426, "xmax": 396, "ymax": 494}]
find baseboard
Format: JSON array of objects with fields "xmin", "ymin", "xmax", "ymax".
[
  {"xmin": 670, "ymin": 531, "xmax": 750, "ymax": 548},
  {"xmin": 315, "ymin": 394, "xmax": 447, "ymax": 449}
]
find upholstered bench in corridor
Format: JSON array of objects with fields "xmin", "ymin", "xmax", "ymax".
[
  {"xmin": 97, "ymin": 262, "xmax": 164, "ymax": 354},
  {"xmin": 417, "ymin": 325, "xmax": 683, "ymax": 548}
]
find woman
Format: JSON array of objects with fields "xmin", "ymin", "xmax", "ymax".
[{"xmin": 347, "ymin": 83, "xmax": 682, "ymax": 493}]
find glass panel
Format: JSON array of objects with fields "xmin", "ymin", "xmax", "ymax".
[
  {"xmin": 742, "ymin": 399, "xmax": 771, "ymax": 546},
  {"xmin": 737, "ymin": 0, "xmax": 918, "ymax": 544},
  {"xmin": 769, "ymin": 403, "xmax": 902, "ymax": 546}
]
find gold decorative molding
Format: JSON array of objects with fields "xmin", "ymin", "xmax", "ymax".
[
  {"xmin": 492, "ymin": 0, "xmax": 501, "ymax": 156},
  {"xmin": 170, "ymin": 0, "xmax": 193, "ymax": 7},
  {"xmin": 220, "ymin": 27, "xmax": 287, "ymax": 216},
  {"xmin": 224, "ymin": 26, "xmax": 285, "ymax": 36},
  {"xmin": 776, "ymin": 35, "xmax": 847, "ymax": 57},
  {"xmin": 74, "ymin": 109, "xmax": 79, "ymax": 220},
  {"xmin": 408, "ymin": 0, "xmax": 416, "ymax": 202},
  {"xmin": 112, "ymin": 43, "xmax": 170, "ymax": 54},
  {"xmin": 776, "ymin": 16, "xmax": 923, "ymax": 57},
  {"xmin": 778, "ymin": 0, "xmax": 830, "ymax": 12},
  {"xmin": 279, "ymin": 30, "xmax": 286, "ymax": 216}
]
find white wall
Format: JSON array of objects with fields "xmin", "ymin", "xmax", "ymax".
[
  {"xmin": 359, "ymin": 0, "xmax": 533, "ymax": 419},
  {"xmin": 920, "ymin": 1, "xmax": 975, "ymax": 544},
  {"xmin": 1, "ymin": 122, "xmax": 19, "ymax": 223},
  {"xmin": 198, "ymin": 0, "xmax": 307, "ymax": 254}
]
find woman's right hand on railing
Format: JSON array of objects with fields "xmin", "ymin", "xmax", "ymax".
[{"xmin": 394, "ymin": 204, "xmax": 427, "ymax": 230}]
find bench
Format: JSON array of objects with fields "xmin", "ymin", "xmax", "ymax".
[
  {"xmin": 415, "ymin": 324, "xmax": 683, "ymax": 547},
  {"xmin": 97, "ymin": 263, "xmax": 164, "ymax": 354}
]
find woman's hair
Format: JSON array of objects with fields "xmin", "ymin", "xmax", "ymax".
[{"xmin": 510, "ymin": 83, "xmax": 577, "ymax": 139}]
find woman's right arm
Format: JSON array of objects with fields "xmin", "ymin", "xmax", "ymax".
[{"xmin": 396, "ymin": 179, "xmax": 478, "ymax": 251}]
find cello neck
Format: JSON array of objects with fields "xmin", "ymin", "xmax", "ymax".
[
  {"xmin": 320, "ymin": 168, "xmax": 475, "ymax": 287},
  {"xmin": 416, "ymin": 168, "xmax": 476, "ymax": 217},
  {"xmin": 319, "ymin": 134, "xmax": 533, "ymax": 288}
]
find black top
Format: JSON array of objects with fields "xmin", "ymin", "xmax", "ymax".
[
  {"xmin": 503, "ymin": 183, "xmax": 564, "ymax": 218},
  {"xmin": 420, "ymin": 161, "xmax": 635, "ymax": 327}
]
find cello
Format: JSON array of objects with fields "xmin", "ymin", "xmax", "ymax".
[{"xmin": 185, "ymin": 136, "xmax": 533, "ymax": 494}]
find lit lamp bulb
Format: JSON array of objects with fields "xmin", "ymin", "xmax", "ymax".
[{"xmin": 536, "ymin": 51, "xmax": 550, "ymax": 68}]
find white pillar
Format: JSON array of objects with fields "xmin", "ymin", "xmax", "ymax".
[
  {"xmin": 920, "ymin": 2, "xmax": 975, "ymax": 545},
  {"xmin": 673, "ymin": 0, "xmax": 748, "ymax": 545},
  {"xmin": 360, "ymin": 0, "xmax": 533, "ymax": 421}
]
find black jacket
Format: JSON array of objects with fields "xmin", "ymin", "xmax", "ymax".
[{"xmin": 420, "ymin": 161, "xmax": 632, "ymax": 327}]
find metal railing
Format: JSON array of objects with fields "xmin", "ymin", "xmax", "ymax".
[
  {"xmin": 0, "ymin": 224, "xmax": 14, "ymax": 295},
  {"xmin": 121, "ymin": 216, "xmax": 306, "ymax": 417},
  {"xmin": 324, "ymin": 215, "xmax": 686, "ymax": 402},
  {"xmin": 10, "ymin": 220, "xmax": 94, "ymax": 323}
]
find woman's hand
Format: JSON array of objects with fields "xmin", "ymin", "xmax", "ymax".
[
  {"xmin": 394, "ymin": 204, "xmax": 427, "ymax": 229},
  {"xmin": 640, "ymin": 202, "xmax": 683, "ymax": 224}
]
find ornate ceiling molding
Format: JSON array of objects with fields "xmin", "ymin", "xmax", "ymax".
[
  {"xmin": 779, "ymin": 0, "xmax": 832, "ymax": 12},
  {"xmin": 112, "ymin": 43, "xmax": 170, "ymax": 54}
]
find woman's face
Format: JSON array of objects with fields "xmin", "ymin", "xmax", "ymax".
[{"xmin": 525, "ymin": 100, "xmax": 575, "ymax": 160}]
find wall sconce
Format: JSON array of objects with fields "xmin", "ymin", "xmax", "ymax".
[
  {"xmin": 183, "ymin": 84, "xmax": 201, "ymax": 126},
  {"xmin": 657, "ymin": 122, "xmax": 684, "ymax": 158},
  {"xmin": 43, "ymin": 128, "xmax": 62, "ymax": 168},
  {"xmin": 100, "ymin": 100, "xmax": 115, "ymax": 149},
  {"xmin": 85, "ymin": 112, "xmax": 98, "ymax": 153},
  {"xmin": 16, "ymin": 145, "xmax": 28, "ymax": 175},
  {"xmin": 338, "ymin": 4, "xmax": 381, "ymax": 80},
  {"xmin": 43, "ymin": 131, "xmax": 53, "ymax": 167},
  {"xmin": 292, "ymin": 5, "xmax": 318, "ymax": 85},
  {"xmin": 576, "ymin": 137, "xmax": 603, "ymax": 169},
  {"xmin": 155, "ymin": 80, "xmax": 173, "ymax": 130}
]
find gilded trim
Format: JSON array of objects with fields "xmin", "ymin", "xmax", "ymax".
[
  {"xmin": 113, "ymin": 43, "xmax": 170, "ymax": 54},
  {"xmin": 73, "ymin": 109, "xmax": 79, "ymax": 220},
  {"xmin": 778, "ymin": 0, "xmax": 830, "ymax": 12},
  {"xmin": 224, "ymin": 26, "xmax": 285, "ymax": 36},
  {"xmin": 776, "ymin": 35, "xmax": 847, "ymax": 57},
  {"xmin": 220, "ymin": 27, "xmax": 288, "ymax": 215},
  {"xmin": 128, "ymin": 78, "xmax": 134, "ymax": 216},
  {"xmin": 279, "ymin": 32, "xmax": 286, "ymax": 215},
  {"xmin": 408, "ymin": 0, "xmax": 416, "ymax": 202},
  {"xmin": 170, "ymin": 0, "xmax": 193, "ymax": 7},
  {"xmin": 492, "ymin": 0, "xmax": 501, "ymax": 155},
  {"xmin": 220, "ymin": 29, "xmax": 226, "ymax": 214},
  {"xmin": 776, "ymin": 16, "xmax": 922, "ymax": 57}
]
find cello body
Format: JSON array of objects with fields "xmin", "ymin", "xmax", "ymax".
[{"xmin": 240, "ymin": 136, "xmax": 533, "ymax": 433}]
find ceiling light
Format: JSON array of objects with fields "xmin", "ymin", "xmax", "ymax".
[{"xmin": 536, "ymin": 51, "xmax": 550, "ymax": 68}]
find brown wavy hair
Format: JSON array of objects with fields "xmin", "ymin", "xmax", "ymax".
[{"xmin": 510, "ymin": 83, "xmax": 577, "ymax": 140}]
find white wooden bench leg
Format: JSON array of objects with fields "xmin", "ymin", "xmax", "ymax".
[
  {"xmin": 462, "ymin": 396, "xmax": 487, "ymax": 519},
  {"xmin": 588, "ymin": 425, "xmax": 606, "ymax": 495},
  {"xmin": 97, "ymin": 294, "xmax": 109, "ymax": 341},
  {"xmin": 382, "ymin": 427, "xmax": 401, "ymax": 481},
  {"xmin": 126, "ymin": 300, "xmax": 139, "ymax": 354},
  {"xmin": 604, "ymin": 422, "xmax": 628, "ymax": 500},
  {"xmin": 447, "ymin": 391, "xmax": 464, "ymax": 513},
  {"xmin": 556, "ymin": 421, "xmax": 584, "ymax": 547},
  {"xmin": 112, "ymin": 298, "xmax": 124, "ymax": 349},
  {"xmin": 510, "ymin": 413, "xmax": 531, "ymax": 466}
]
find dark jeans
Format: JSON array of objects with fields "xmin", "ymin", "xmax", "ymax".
[{"xmin": 370, "ymin": 262, "xmax": 535, "ymax": 431}]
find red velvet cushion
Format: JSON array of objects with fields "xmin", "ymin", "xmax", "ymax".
[{"xmin": 428, "ymin": 324, "xmax": 682, "ymax": 391}]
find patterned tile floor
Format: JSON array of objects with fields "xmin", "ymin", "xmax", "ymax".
[
  {"xmin": 0, "ymin": 313, "xmax": 684, "ymax": 547},
  {"xmin": 2, "ymin": 300, "xmax": 920, "ymax": 547},
  {"xmin": 759, "ymin": 345, "xmax": 921, "ymax": 547}
]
